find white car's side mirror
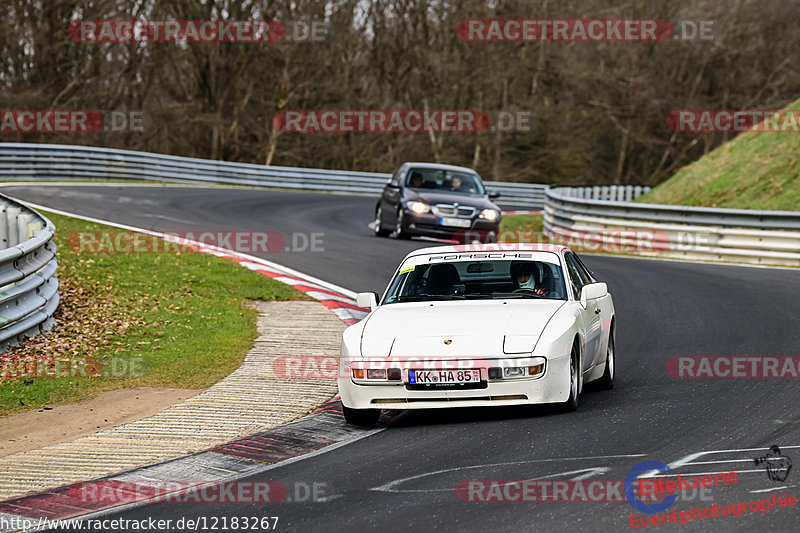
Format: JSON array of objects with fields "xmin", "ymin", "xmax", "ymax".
[
  {"xmin": 356, "ymin": 292, "xmax": 379, "ymax": 310},
  {"xmin": 580, "ymin": 282, "xmax": 608, "ymax": 308}
]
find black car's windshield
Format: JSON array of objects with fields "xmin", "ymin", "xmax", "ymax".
[
  {"xmin": 404, "ymin": 168, "xmax": 486, "ymax": 196},
  {"xmin": 383, "ymin": 260, "xmax": 567, "ymax": 304}
]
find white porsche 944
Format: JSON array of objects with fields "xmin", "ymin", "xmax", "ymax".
[{"xmin": 338, "ymin": 243, "xmax": 615, "ymax": 426}]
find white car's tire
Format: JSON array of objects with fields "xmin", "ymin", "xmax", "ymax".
[
  {"xmin": 562, "ymin": 339, "xmax": 580, "ymax": 411},
  {"xmin": 598, "ymin": 324, "xmax": 615, "ymax": 390}
]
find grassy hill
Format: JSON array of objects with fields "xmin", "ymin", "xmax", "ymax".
[{"xmin": 637, "ymin": 98, "xmax": 800, "ymax": 210}]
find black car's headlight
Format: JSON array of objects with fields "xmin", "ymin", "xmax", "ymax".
[
  {"xmin": 479, "ymin": 208, "xmax": 499, "ymax": 221},
  {"xmin": 409, "ymin": 201, "xmax": 431, "ymax": 214}
]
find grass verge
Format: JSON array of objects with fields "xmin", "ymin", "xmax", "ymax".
[
  {"xmin": 0, "ymin": 211, "xmax": 308, "ymax": 417},
  {"xmin": 500, "ymin": 214, "xmax": 544, "ymax": 235},
  {"xmin": 637, "ymin": 98, "xmax": 800, "ymax": 210}
]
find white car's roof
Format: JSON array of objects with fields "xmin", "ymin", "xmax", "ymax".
[{"xmin": 403, "ymin": 243, "xmax": 570, "ymax": 261}]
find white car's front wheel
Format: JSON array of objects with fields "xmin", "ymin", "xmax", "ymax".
[
  {"xmin": 562, "ymin": 339, "xmax": 580, "ymax": 411},
  {"xmin": 598, "ymin": 324, "xmax": 615, "ymax": 390}
]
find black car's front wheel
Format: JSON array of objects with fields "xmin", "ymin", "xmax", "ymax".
[
  {"xmin": 395, "ymin": 209, "xmax": 410, "ymax": 239},
  {"xmin": 374, "ymin": 206, "xmax": 390, "ymax": 237}
]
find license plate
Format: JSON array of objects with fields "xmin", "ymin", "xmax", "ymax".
[
  {"xmin": 409, "ymin": 369, "xmax": 481, "ymax": 384},
  {"xmin": 440, "ymin": 217, "xmax": 472, "ymax": 228}
]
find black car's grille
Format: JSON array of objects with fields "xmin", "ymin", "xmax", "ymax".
[{"xmin": 434, "ymin": 204, "xmax": 476, "ymax": 217}]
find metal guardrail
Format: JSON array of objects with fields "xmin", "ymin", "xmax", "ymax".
[
  {"xmin": 0, "ymin": 143, "xmax": 548, "ymax": 210},
  {"xmin": 544, "ymin": 187, "xmax": 800, "ymax": 266},
  {"xmin": 0, "ymin": 194, "xmax": 58, "ymax": 352},
  {"xmin": 550, "ymin": 185, "xmax": 652, "ymax": 202}
]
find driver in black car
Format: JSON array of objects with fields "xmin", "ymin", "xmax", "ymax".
[{"xmin": 409, "ymin": 171, "xmax": 423, "ymax": 188}]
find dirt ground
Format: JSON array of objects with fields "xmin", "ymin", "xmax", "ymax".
[{"xmin": 0, "ymin": 387, "xmax": 197, "ymax": 458}]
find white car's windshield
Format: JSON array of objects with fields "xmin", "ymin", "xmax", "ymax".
[{"xmin": 383, "ymin": 260, "xmax": 567, "ymax": 303}]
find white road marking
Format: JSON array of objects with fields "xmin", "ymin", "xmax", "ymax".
[
  {"xmin": 370, "ymin": 467, "xmax": 613, "ymax": 494},
  {"xmin": 640, "ymin": 445, "xmax": 800, "ymax": 478},
  {"xmin": 689, "ymin": 458, "xmax": 787, "ymax": 465},
  {"xmin": 750, "ymin": 485, "xmax": 795, "ymax": 494},
  {"xmin": 370, "ymin": 455, "xmax": 645, "ymax": 494},
  {"xmin": 305, "ymin": 291, "xmax": 357, "ymax": 304},
  {"xmin": 316, "ymin": 494, "xmax": 345, "ymax": 502},
  {"xmin": 138, "ymin": 212, "xmax": 197, "ymax": 225},
  {"xmin": 645, "ymin": 469, "xmax": 768, "ymax": 478}
]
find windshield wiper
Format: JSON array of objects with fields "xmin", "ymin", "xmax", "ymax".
[
  {"xmin": 489, "ymin": 292, "xmax": 544, "ymax": 299},
  {"xmin": 389, "ymin": 294, "xmax": 465, "ymax": 302}
]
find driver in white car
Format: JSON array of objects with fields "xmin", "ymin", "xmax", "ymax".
[{"xmin": 512, "ymin": 263, "xmax": 547, "ymax": 296}]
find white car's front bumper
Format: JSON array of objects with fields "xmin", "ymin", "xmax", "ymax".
[{"xmin": 338, "ymin": 354, "xmax": 571, "ymax": 410}]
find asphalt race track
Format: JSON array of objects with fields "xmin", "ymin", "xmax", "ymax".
[{"xmin": 5, "ymin": 185, "xmax": 800, "ymax": 532}]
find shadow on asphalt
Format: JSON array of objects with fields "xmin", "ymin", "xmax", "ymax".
[{"xmin": 383, "ymin": 384, "xmax": 615, "ymax": 429}]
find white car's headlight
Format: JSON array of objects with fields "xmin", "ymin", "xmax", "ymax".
[
  {"xmin": 351, "ymin": 365, "xmax": 403, "ymax": 383},
  {"xmin": 487, "ymin": 357, "xmax": 547, "ymax": 380},
  {"xmin": 409, "ymin": 201, "xmax": 430, "ymax": 214},
  {"xmin": 479, "ymin": 208, "xmax": 499, "ymax": 221}
]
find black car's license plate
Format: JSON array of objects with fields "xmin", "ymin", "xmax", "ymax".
[{"xmin": 440, "ymin": 217, "xmax": 472, "ymax": 228}]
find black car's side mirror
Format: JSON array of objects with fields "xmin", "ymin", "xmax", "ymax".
[{"xmin": 488, "ymin": 191, "xmax": 501, "ymax": 199}]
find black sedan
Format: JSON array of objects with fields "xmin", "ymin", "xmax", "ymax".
[{"xmin": 373, "ymin": 162, "xmax": 502, "ymax": 241}]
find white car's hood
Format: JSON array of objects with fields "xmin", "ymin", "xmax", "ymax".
[{"xmin": 360, "ymin": 300, "xmax": 564, "ymax": 357}]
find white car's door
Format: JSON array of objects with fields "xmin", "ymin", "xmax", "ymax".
[
  {"xmin": 564, "ymin": 253, "xmax": 603, "ymax": 369},
  {"xmin": 573, "ymin": 253, "xmax": 614, "ymax": 361}
]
